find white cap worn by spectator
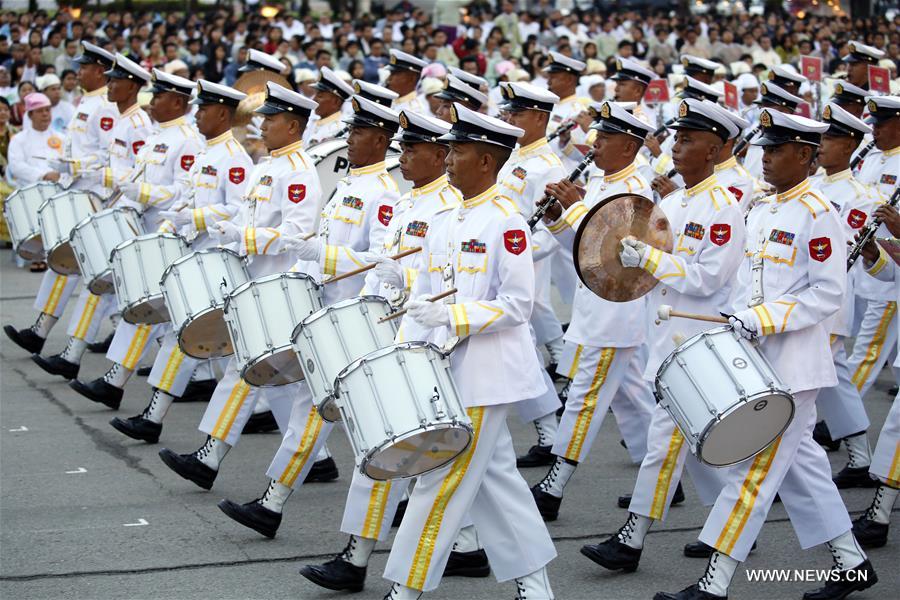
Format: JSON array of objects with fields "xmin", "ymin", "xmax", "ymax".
[
  {"xmin": 585, "ymin": 59, "xmax": 607, "ymax": 75},
  {"xmin": 736, "ymin": 73, "xmax": 759, "ymax": 91},
  {"xmin": 729, "ymin": 61, "xmax": 752, "ymax": 76},
  {"xmin": 36, "ymin": 73, "xmax": 61, "ymax": 91},
  {"xmin": 506, "ymin": 68, "xmax": 531, "ymax": 83},
  {"xmin": 420, "ymin": 77, "xmax": 444, "ymax": 97},
  {"xmin": 351, "ymin": 80, "xmax": 399, "ymax": 107},
  {"xmin": 163, "ymin": 59, "xmax": 189, "ymax": 76},
  {"xmin": 295, "ymin": 68, "xmax": 316, "ymax": 85}
]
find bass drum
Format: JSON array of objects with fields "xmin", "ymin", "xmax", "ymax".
[{"xmin": 309, "ymin": 139, "xmax": 351, "ymax": 208}]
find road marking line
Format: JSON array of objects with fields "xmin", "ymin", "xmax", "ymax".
[{"xmin": 123, "ymin": 518, "xmax": 149, "ymax": 527}]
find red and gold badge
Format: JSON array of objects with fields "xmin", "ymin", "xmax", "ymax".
[
  {"xmin": 710, "ymin": 224, "xmax": 731, "ymax": 246},
  {"xmin": 808, "ymin": 237, "xmax": 832, "ymax": 262},
  {"xmin": 229, "ymin": 167, "xmax": 245, "ymax": 184},
  {"xmin": 504, "ymin": 229, "xmax": 527, "ymax": 255},
  {"xmin": 288, "ymin": 183, "xmax": 306, "ymax": 204},
  {"xmin": 378, "ymin": 204, "xmax": 393, "ymax": 226}
]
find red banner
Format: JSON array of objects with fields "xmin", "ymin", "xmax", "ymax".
[
  {"xmin": 723, "ymin": 81, "xmax": 739, "ymax": 111},
  {"xmin": 868, "ymin": 66, "xmax": 890, "ymax": 93},
  {"xmin": 643, "ymin": 79, "xmax": 670, "ymax": 105},
  {"xmin": 800, "ymin": 55, "xmax": 823, "ymax": 82}
]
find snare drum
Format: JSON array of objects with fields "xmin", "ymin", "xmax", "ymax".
[
  {"xmin": 38, "ymin": 190, "xmax": 101, "ymax": 274},
  {"xmin": 224, "ymin": 272, "xmax": 323, "ymax": 387},
  {"xmin": 292, "ymin": 296, "xmax": 398, "ymax": 422},
  {"xmin": 655, "ymin": 326, "xmax": 794, "ymax": 467},
  {"xmin": 334, "ymin": 342, "xmax": 472, "ymax": 480},
  {"xmin": 70, "ymin": 207, "xmax": 144, "ymax": 294},
  {"xmin": 111, "ymin": 233, "xmax": 189, "ymax": 324},
  {"xmin": 3, "ymin": 182, "xmax": 62, "ymax": 259},
  {"xmin": 161, "ymin": 248, "xmax": 250, "ymax": 359}
]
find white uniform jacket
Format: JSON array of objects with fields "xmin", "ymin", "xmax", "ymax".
[
  {"xmin": 65, "ymin": 87, "xmax": 118, "ymax": 174},
  {"xmin": 855, "ymin": 145, "xmax": 900, "ymax": 302},
  {"xmin": 5, "ymin": 127, "xmax": 64, "ymax": 185},
  {"xmin": 303, "ymin": 111, "xmax": 345, "ymax": 147},
  {"xmin": 102, "ymin": 103, "xmax": 152, "ymax": 176}
]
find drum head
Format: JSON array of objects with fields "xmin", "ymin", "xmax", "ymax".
[
  {"xmin": 573, "ymin": 193, "xmax": 673, "ymax": 302},
  {"xmin": 242, "ymin": 347, "xmax": 305, "ymax": 387},
  {"xmin": 362, "ymin": 423, "xmax": 472, "ymax": 481},
  {"xmin": 316, "ymin": 396, "xmax": 341, "ymax": 422},
  {"xmin": 699, "ymin": 391, "xmax": 794, "ymax": 467},
  {"xmin": 47, "ymin": 242, "xmax": 79, "ymax": 275},
  {"xmin": 16, "ymin": 234, "xmax": 43, "ymax": 261},
  {"xmin": 179, "ymin": 309, "xmax": 233, "ymax": 359},
  {"xmin": 123, "ymin": 296, "xmax": 170, "ymax": 325},
  {"xmin": 87, "ymin": 272, "xmax": 115, "ymax": 295}
]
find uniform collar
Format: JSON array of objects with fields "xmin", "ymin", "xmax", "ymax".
[
  {"xmin": 350, "ymin": 161, "xmax": 386, "ymax": 176},
  {"xmin": 775, "ymin": 178, "xmax": 811, "ymax": 203},
  {"xmin": 604, "ymin": 161, "xmax": 637, "ymax": 183},
  {"xmin": 396, "ymin": 91, "xmax": 417, "ymax": 105},
  {"xmin": 411, "ymin": 174, "xmax": 448, "ymax": 197},
  {"xmin": 83, "ymin": 86, "xmax": 108, "ymax": 98},
  {"xmin": 207, "ymin": 130, "xmax": 234, "ymax": 147},
  {"xmin": 685, "ymin": 173, "xmax": 718, "ymax": 197},
  {"xmin": 885, "ymin": 145, "xmax": 900, "ymax": 157},
  {"xmin": 714, "ymin": 156, "xmax": 738, "ymax": 171},
  {"xmin": 120, "ymin": 103, "xmax": 141, "ymax": 117},
  {"xmin": 518, "ymin": 137, "xmax": 549, "ymax": 156},
  {"xmin": 462, "ymin": 184, "xmax": 498, "ymax": 209},
  {"xmin": 270, "ymin": 139, "xmax": 303, "ymax": 157},
  {"xmin": 824, "ymin": 168, "xmax": 852, "ymax": 183},
  {"xmin": 159, "ymin": 116, "xmax": 186, "ymax": 129},
  {"xmin": 559, "ymin": 94, "xmax": 578, "ymax": 104},
  {"xmin": 316, "ymin": 111, "xmax": 341, "ymax": 126}
]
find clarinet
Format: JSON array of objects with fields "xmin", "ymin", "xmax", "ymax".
[
  {"xmin": 850, "ymin": 139, "xmax": 876, "ymax": 171},
  {"xmin": 547, "ymin": 120, "xmax": 577, "ymax": 143},
  {"xmin": 847, "ymin": 186, "xmax": 900, "ymax": 269},
  {"xmin": 527, "ymin": 150, "xmax": 595, "ymax": 230},
  {"xmin": 733, "ymin": 125, "xmax": 760, "ymax": 157},
  {"xmin": 652, "ymin": 118, "xmax": 675, "ymax": 139}
]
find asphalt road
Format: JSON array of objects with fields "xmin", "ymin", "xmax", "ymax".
[{"xmin": 0, "ymin": 249, "xmax": 896, "ymax": 600}]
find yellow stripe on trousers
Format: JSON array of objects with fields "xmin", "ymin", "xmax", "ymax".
[
  {"xmin": 278, "ymin": 405, "xmax": 324, "ymax": 486},
  {"xmin": 564, "ymin": 348, "xmax": 616, "ymax": 461},
  {"xmin": 566, "ymin": 344, "xmax": 584, "ymax": 380},
  {"xmin": 648, "ymin": 428, "xmax": 685, "ymax": 520},
  {"xmin": 210, "ymin": 380, "xmax": 251, "ymax": 440},
  {"xmin": 122, "ymin": 325, "xmax": 152, "ymax": 369},
  {"xmin": 41, "ymin": 275, "xmax": 68, "ymax": 315},
  {"xmin": 158, "ymin": 346, "xmax": 186, "ymax": 393},
  {"xmin": 72, "ymin": 293, "xmax": 101, "ymax": 340},
  {"xmin": 407, "ymin": 407, "xmax": 485, "ymax": 591},
  {"xmin": 361, "ymin": 481, "xmax": 393, "ymax": 540},
  {"xmin": 714, "ymin": 437, "xmax": 782, "ymax": 555},
  {"xmin": 851, "ymin": 302, "xmax": 896, "ymax": 391},
  {"xmin": 888, "ymin": 441, "xmax": 900, "ymax": 484}
]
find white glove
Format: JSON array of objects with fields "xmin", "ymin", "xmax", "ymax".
[
  {"xmin": 158, "ymin": 208, "xmax": 192, "ymax": 227},
  {"xmin": 729, "ymin": 311, "xmax": 759, "ymax": 340},
  {"xmin": 78, "ymin": 167, "xmax": 104, "ymax": 185},
  {"xmin": 406, "ymin": 296, "xmax": 451, "ymax": 329},
  {"xmin": 373, "ymin": 254, "xmax": 404, "ymax": 289},
  {"xmin": 210, "ymin": 220, "xmax": 242, "ymax": 245},
  {"xmin": 247, "ymin": 115, "xmax": 263, "ymax": 140},
  {"xmin": 619, "ymin": 236, "xmax": 648, "ymax": 268},
  {"xmin": 282, "ymin": 235, "xmax": 321, "ymax": 261},
  {"xmin": 118, "ymin": 180, "xmax": 142, "ymax": 201},
  {"xmin": 47, "ymin": 158, "xmax": 70, "ymax": 174}
]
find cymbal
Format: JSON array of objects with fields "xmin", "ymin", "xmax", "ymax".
[
  {"xmin": 573, "ymin": 193, "xmax": 673, "ymax": 302},
  {"xmin": 232, "ymin": 70, "xmax": 291, "ymax": 128}
]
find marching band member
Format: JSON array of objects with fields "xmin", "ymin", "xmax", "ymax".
[
  {"xmin": 740, "ymin": 82, "xmax": 804, "ymax": 182},
  {"xmin": 766, "ymin": 64, "xmax": 807, "ymax": 98},
  {"xmin": 655, "ymin": 110, "xmax": 876, "ymax": 600},
  {"xmin": 610, "ymin": 57, "xmax": 658, "ymax": 130},
  {"xmin": 212, "ymin": 94, "xmax": 400, "ymax": 527},
  {"xmin": 69, "ymin": 67, "xmax": 203, "ymax": 410},
  {"xmin": 530, "ymin": 101, "xmax": 656, "ymax": 520},
  {"xmin": 431, "ymin": 75, "xmax": 488, "ymax": 123},
  {"xmin": 544, "ymin": 51, "xmax": 591, "ymax": 172},
  {"xmin": 842, "ymin": 42, "xmax": 885, "ymax": 90},
  {"xmin": 810, "ymin": 103, "xmax": 880, "ymax": 488},
  {"xmin": 707, "ymin": 103, "xmax": 754, "ymax": 209},
  {"xmin": 828, "ymin": 81, "xmax": 872, "ymax": 168},
  {"xmin": 579, "ymin": 99, "xmax": 745, "ymax": 572},
  {"xmin": 658, "ymin": 55, "xmax": 721, "ymax": 124},
  {"xmin": 108, "ymin": 80, "xmax": 253, "ymax": 443},
  {"xmin": 156, "ymin": 82, "xmax": 322, "ymax": 490},
  {"xmin": 494, "ymin": 81, "xmax": 569, "ymax": 468},
  {"xmin": 385, "ymin": 49, "xmax": 428, "ymax": 114},
  {"xmin": 380, "ymin": 102, "xmax": 556, "ymax": 600},
  {"xmin": 303, "ymin": 66, "xmax": 354, "ymax": 146}
]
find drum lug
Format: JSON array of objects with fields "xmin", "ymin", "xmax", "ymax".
[{"xmin": 429, "ymin": 386, "xmax": 447, "ymax": 419}]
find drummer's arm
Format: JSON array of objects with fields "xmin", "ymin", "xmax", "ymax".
[
  {"xmin": 192, "ymin": 156, "xmax": 253, "ymax": 233},
  {"xmin": 320, "ymin": 189, "xmax": 401, "ymax": 277},
  {"xmin": 241, "ymin": 171, "xmax": 321, "ymax": 256},
  {"xmin": 640, "ymin": 201, "xmax": 745, "ymax": 294},
  {"xmin": 396, "ymin": 253, "xmax": 436, "ymax": 343}
]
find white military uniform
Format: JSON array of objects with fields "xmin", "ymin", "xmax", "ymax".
[
  {"xmin": 393, "ymin": 91, "xmax": 427, "ymax": 115},
  {"xmin": 146, "ymin": 130, "xmax": 254, "ymax": 399},
  {"xmin": 545, "ymin": 162, "xmax": 656, "ymax": 464},
  {"xmin": 698, "ymin": 178, "xmax": 854, "ymax": 561},
  {"xmin": 197, "ymin": 139, "xmax": 322, "ymax": 446},
  {"xmin": 303, "ymin": 111, "xmax": 344, "ymax": 147},
  {"xmin": 847, "ymin": 144, "xmax": 900, "ymax": 398},
  {"xmin": 548, "ymin": 94, "xmax": 591, "ymax": 171},
  {"xmin": 627, "ymin": 174, "xmax": 745, "ymax": 518},
  {"xmin": 383, "ymin": 184, "xmax": 556, "ymax": 591}
]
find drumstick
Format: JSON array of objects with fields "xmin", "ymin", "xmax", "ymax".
[
  {"xmin": 378, "ymin": 288, "xmax": 458, "ymax": 323},
  {"xmin": 323, "ymin": 247, "xmax": 422, "ymax": 285},
  {"xmin": 657, "ymin": 304, "xmax": 728, "ymax": 324},
  {"xmin": 301, "ymin": 231, "xmax": 316, "ymax": 240}
]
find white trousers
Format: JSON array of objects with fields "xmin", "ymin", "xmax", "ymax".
[
  {"xmin": 383, "ymin": 405, "xmax": 556, "ymax": 592},
  {"xmin": 341, "ymin": 468, "xmax": 409, "ymax": 542},
  {"xmin": 106, "ymin": 321, "xmax": 165, "ymax": 369},
  {"xmin": 870, "ymin": 392, "xmax": 900, "ymax": 486},
  {"xmin": 33, "ymin": 270, "xmax": 79, "ymax": 318},
  {"xmin": 816, "ymin": 336, "xmax": 870, "ymax": 439},
  {"xmin": 847, "ymin": 300, "xmax": 897, "ymax": 398},
  {"xmin": 64, "ymin": 289, "xmax": 116, "ymax": 342},
  {"xmin": 531, "ymin": 257, "xmax": 563, "ymax": 347},
  {"xmin": 147, "ymin": 331, "xmax": 202, "ymax": 397},
  {"xmin": 609, "ymin": 344, "xmax": 655, "ymax": 463},
  {"xmin": 264, "ymin": 383, "xmax": 334, "ymax": 487},
  {"xmin": 699, "ymin": 390, "xmax": 853, "ymax": 562},
  {"xmin": 550, "ymin": 248, "xmax": 577, "ymax": 311}
]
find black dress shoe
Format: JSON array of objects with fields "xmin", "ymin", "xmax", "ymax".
[
  {"xmin": 136, "ymin": 366, "xmax": 152, "ymax": 377},
  {"xmin": 580, "ymin": 537, "xmax": 641, "ymax": 572},
  {"xmin": 217, "ymin": 498, "xmax": 281, "ymax": 538},
  {"xmin": 392, "ymin": 498, "xmax": 407, "ymax": 528},
  {"xmin": 619, "ymin": 482, "xmax": 684, "ymax": 509},
  {"xmin": 158, "ymin": 447, "xmax": 216, "ymax": 490},
  {"xmin": 110, "ymin": 414, "xmax": 162, "ymax": 443},
  {"xmin": 69, "ymin": 378, "xmax": 123, "ymax": 409},
  {"xmin": 516, "ymin": 445, "xmax": 554, "ymax": 468},
  {"xmin": 814, "ymin": 421, "xmax": 841, "ymax": 451},
  {"xmin": 242, "ymin": 410, "xmax": 278, "ymax": 434},
  {"xmin": 444, "ymin": 548, "xmax": 490, "ymax": 577},
  {"xmin": 300, "ymin": 557, "xmax": 366, "ymax": 593},
  {"xmin": 174, "ymin": 379, "xmax": 217, "ymax": 403},
  {"xmin": 683, "ymin": 541, "xmax": 756, "ymax": 558},
  {"xmin": 87, "ymin": 332, "xmax": 113, "ymax": 354},
  {"xmin": 852, "ymin": 514, "xmax": 889, "ymax": 549},
  {"xmin": 889, "ymin": 385, "xmax": 899, "ymax": 396},
  {"xmin": 653, "ymin": 584, "xmax": 726, "ymax": 599},
  {"xmin": 4, "ymin": 325, "xmax": 45, "ymax": 354},
  {"xmin": 531, "ymin": 485, "xmax": 561, "ymax": 522},
  {"xmin": 304, "ymin": 457, "xmax": 339, "ymax": 482},
  {"xmin": 31, "ymin": 353, "xmax": 79, "ymax": 379},
  {"xmin": 802, "ymin": 559, "xmax": 877, "ymax": 600},
  {"xmin": 833, "ymin": 466, "xmax": 877, "ymax": 489}
]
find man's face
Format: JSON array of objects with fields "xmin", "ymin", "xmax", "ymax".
[
  {"xmin": 260, "ymin": 112, "xmax": 298, "ymax": 151},
  {"xmin": 29, "ymin": 106, "xmax": 52, "ymax": 130},
  {"xmin": 399, "ymin": 141, "xmax": 441, "ymax": 183},
  {"xmin": 672, "ymin": 129, "xmax": 716, "ymax": 174},
  {"xmin": 43, "ymin": 84, "xmax": 61, "ymax": 104},
  {"xmin": 817, "ymin": 134, "xmax": 854, "ymax": 171},
  {"xmin": 347, "ymin": 125, "xmax": 384, "ymax": 166},
  {"xmin": 741, "ymin": 87, "xmax": 758, "ymax": 105},
  {"xmin": 194, "ymin": 103, "xmax": 228, "ymax": 138},
  {"xmin": 28, "ymin": 47, "xmax": 41, "ymax": 64},
  {"xmin": 547, "ymin": 71, "xmax": 575, "ymax": 97},
  {"xmin": 762, "ymin": 142, "xmax": 809, "ymax": 188},
  {"xmin": 592, "ymin": 131, "xmax": 635, "ymax": 170},
  {"xmin": 872, "ymin": 118, "xmax": 900, "ymax": 151},
  {"xmin": 445, "ymin": 142, "xmax": 479, "ymax": 189},
  {"xmin": 614, "ymin": 79, "xmax": 645, "ymax": 102}
]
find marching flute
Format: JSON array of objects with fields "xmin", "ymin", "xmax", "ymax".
[
  {"xmin": 546, "ymin": 119, "xmax": 577, "ymax": 143},
  {"xmin": 850, "ymin": 139, "xmax": 876, "ymax": 171},
  {"xmin": 847, "ymin": 186, "xmax": 900, "ymax": 269},
  {"xmin": 732, "ymin": 125, "xmax": 760, "ymax": 157},
  {"xmin": 527, "ymin": 149, "xmax": 595, "ymax": 230}
]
